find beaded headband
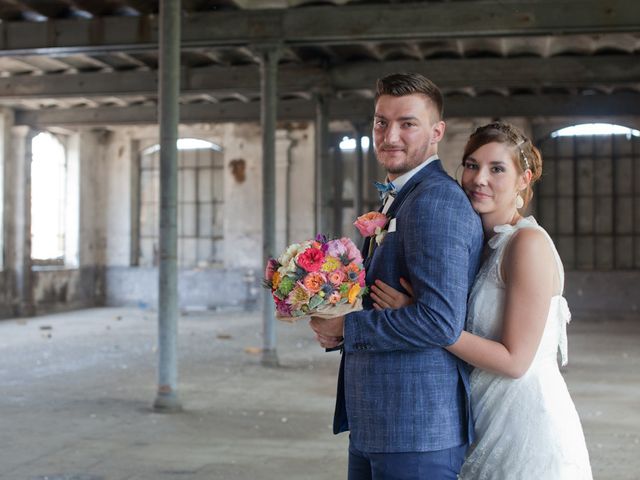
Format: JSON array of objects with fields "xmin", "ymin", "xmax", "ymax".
[
  {"xmin": 516, "ymin": 140, "xmax": 530, "ymax": 171},
  {"xmin": 472, "ymin": 122, "xmax": 531, "ymax": 171}
]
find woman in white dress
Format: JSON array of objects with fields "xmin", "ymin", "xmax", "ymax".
[{"xmin": 371, "ymin": 122, "xmax": 593, "ymax": 479}]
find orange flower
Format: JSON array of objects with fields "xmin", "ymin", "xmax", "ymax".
[
  {"xmin": 345, "ymin": 262, "xmax": 360, "ymax": 274},
  {"xmin": 348, "ymin": 283, "xmax": 361, "ymax": 304},
  {"xmin": 272, "ymin": 271, "xmax": 281, "ymax": 290},
  {"xmin": 303, "ymin": 272, "xmax": 325, "ymax": 294}
]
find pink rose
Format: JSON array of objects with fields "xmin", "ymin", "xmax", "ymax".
[
  {"xmin": 357, "ymin": 270, "xmax": 366, "ymax": 287},
  {"xmin": 341, "ymin": 237, "xmax": 363, "ymax": 264},
  {"xmin": 354, "ymin": 212, "xmax": 388, "ymax": 237},
  {"xmin": 328, "ymin": 269, "xmax": 347, "ymax": 286}
]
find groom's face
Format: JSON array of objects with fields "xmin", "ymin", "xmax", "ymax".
[{"xmin": 373, "ymin": 94, "xmax": 445, "ymax": 180}]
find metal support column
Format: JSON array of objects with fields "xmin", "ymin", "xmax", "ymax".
[
  {"xmin": 154, "ymin": 0, "xmax": 181, "ymax": 411},
  {"xmin": 260, "ymin": 46, "xmax": 281, "ymax": 367},
  {"xmin": 314, "ymin": 94, "xmax": 329, "ymax": 236},
  {"xmin": 10, "ymin": 126, "xmax": 35, "ymax": 318},
  {"xmin": 366, "ymin": 129, "xmax": 378, "ymax": 212},
  {"xmin": 332, "ymin": 135, "xmax": 343, "ymax": 237},
  {"xmin": 354, "ymin": 124, "xmax": 365, "ymax": 218}
]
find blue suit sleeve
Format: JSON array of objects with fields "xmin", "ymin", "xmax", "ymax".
[{"xmin": 343, "ymin": 184, "xmax": 481, "ymax": 352}]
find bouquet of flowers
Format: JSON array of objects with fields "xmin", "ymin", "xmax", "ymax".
[{"xmin": 263, "ymin": 235, "xmax": 367, "ymax": 322}]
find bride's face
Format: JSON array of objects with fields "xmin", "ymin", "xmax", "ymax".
[{"xmin": 461, "ymin": 141, "xmax": 526, "ymax": 216}]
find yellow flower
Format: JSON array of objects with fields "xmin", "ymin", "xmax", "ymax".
[
  {"xmin": 348, "ymin": 283, "xmax": 361, "ymax": 305},
  {"xmin": 321, "ymin": 256, "xmax": 341, "ymax": 272}
]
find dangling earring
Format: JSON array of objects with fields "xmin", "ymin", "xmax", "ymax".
[{"xmin": 515, "ymin": 194, "xmax": 524, "ymax": 209}]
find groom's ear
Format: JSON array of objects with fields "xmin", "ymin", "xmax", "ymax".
[{"xmin": 430, "ymin": 120, "xmax": 446, "ymax": 144}]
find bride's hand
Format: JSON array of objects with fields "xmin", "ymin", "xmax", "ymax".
[{"xmin": 371, "ymin": 278, "xmax": 415, "ymax": 310}]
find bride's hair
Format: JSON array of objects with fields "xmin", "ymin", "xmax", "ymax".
[{"xmin": 462, "ymin": 122, "xmax": 543, "ymax": 208}]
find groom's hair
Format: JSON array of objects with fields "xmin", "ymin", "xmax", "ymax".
[{"xmin": 375, "ymin": 73, "xmax": 444, "ymax": 120}]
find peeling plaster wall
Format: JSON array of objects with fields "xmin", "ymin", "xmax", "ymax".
[
  {"xmin": 102, "ymin": 122, "xmax": 315, "ymax": 311},
  {"xmin": 32, "ymin": 129, "xmax": 106, "ymax": 314}
]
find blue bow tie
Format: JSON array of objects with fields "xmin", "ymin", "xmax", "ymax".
[{"xmin": 373, "ymin": 181, "xmax": 397, "ymax": 202}]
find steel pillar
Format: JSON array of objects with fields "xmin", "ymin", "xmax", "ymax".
[{"xmin": 154, "ymin": 0, "xmax": 182, "ymax": 411}]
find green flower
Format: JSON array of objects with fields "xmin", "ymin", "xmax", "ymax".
[{"xmin": 277, "ymin": 276, "xmax": 296, "ymax": 296}]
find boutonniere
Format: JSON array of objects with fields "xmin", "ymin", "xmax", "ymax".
[{"xmin": 354, "ymin": 211, "xmax": 390, "ymax": 246}]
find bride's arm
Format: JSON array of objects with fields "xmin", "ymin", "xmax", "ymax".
[
  {"xmin": 372, "ymin": 229, "xmax": 558, "ymax": 378},
  {"xmin": 448, "ymin": 229, "xmax": 556, "ymax": 378}
]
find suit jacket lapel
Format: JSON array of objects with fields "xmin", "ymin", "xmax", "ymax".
[
  {"xmin": 362, "ymin": 160, "xmax": 443, "ymax": 269},
  {"xmin": 385, "ymin": 159, "xmax": 442, "ymax": 219}
]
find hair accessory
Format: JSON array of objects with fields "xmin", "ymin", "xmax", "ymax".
[{"xmin": 516, "ymin": 140, "xmax": 530, "ymax": 170}]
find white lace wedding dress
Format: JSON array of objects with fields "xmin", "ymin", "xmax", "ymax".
[{"xmin": 459, "ymin": 217, "xmax": 593, "ymax": 480}]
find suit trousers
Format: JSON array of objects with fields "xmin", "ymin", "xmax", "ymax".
[{"xmin": 348, "ymin": 440, "xmax": 467, "ymax": 480}]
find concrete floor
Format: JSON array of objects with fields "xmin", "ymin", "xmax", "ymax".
[{"xmin": 0, "ymin": 308, "xmax": 637, "ymax": 480}]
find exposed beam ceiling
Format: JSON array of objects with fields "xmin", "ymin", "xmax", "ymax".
[
  {"xmin": 2, "ymin": 55, "xmax": 639, "ymax": 99},
  {"xmin": 16, "ymin": 92, "xmax": 640, "ymax": 126},
  {"xmin": 0, "ymin": 1, "xmax": 638, "ymax": 56}
]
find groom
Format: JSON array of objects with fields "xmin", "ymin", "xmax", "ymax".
[{"xmin": 310, "ymin": 73, "xmax": 484, "ymax": 479}]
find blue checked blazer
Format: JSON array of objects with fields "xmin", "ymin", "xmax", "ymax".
[{"xmin": 334, "ymin": 160, "xmax": 484, "ymax": 453}]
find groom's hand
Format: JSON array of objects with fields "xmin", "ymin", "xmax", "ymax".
[{"xmin": 310, "ymin": 316, "xmax": 345, "ymax": 349}]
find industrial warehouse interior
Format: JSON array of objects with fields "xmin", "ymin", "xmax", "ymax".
[{"xmin": 0, "ymin": 0, "xmax": 638, "ymax": 479}]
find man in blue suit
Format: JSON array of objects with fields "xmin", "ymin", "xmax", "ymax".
[{"xmin": 310, "ymin": 73, "xmax": 484, "ymax": 479}]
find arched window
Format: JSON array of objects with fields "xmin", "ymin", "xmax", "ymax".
[
  {"xmin": 137, "ymin": 138, "xmax": 224, "ymax": 268},
  {"xmin": 535, "ymin": 123, "xmax": 640, "ymax": 270},
  {"xmin": 31, "ymin": 132, "xmax": 76, "ymax": 265}
]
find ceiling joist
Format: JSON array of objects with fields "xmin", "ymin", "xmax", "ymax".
[
  {"xmin": 15, "ymin": 92, "xmax": 640, "ymax": 126},
  {"xmin": 0, "ymin": 1, "xmax": 638, "ymax": 56},
  {"xmin": 1, "ymin": 55, "xmax": 638, "ymax": 99}
]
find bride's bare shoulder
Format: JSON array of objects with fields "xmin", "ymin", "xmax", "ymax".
[{"xmin": 502, "ymin": 227, "xmax": 555, "ymax": 283}]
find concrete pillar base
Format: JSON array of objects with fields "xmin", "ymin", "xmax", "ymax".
[
  {"xmin": 261, "ymin": 348, "xmax": 280, "ymax": 367},
  {"xmin": 153, "ymin": 391, "xmax": 182, "ymax": 412}
]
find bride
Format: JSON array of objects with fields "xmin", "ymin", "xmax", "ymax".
[{"xmin": 371, "ymin": 122, "xmax": 593, "ymax": 479}]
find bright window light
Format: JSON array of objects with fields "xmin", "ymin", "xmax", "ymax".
[
  {"xmin": 31, "ymin": 132, "xmax": 66, "ymax": 260},
  {"xmin": 177, "ymin": 138, "xmax": 222, "ymax": 151},
  {"xmin": 142, "ymin": 138, "xmax": 222, "ymax": 155},
  {"xmin": 551, "ymin": 123, "xmax": 640, "ymax": 138},
  {"xmin": 339, "ymin": 135, "xmax": 371, "ymax": 151}
]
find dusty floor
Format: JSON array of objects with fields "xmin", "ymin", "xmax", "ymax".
[{"xmin": 0, "ymin": 307, "xmax": 637, "ymax": 480}]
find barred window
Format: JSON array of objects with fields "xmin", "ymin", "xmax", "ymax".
[
  {"xmin": 535, "ymin": 124, "xmax": 640, "ymax": 270},
  {"xmin": 138, "ymin": 138, "xmax": 224, "ymax": 268}
]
